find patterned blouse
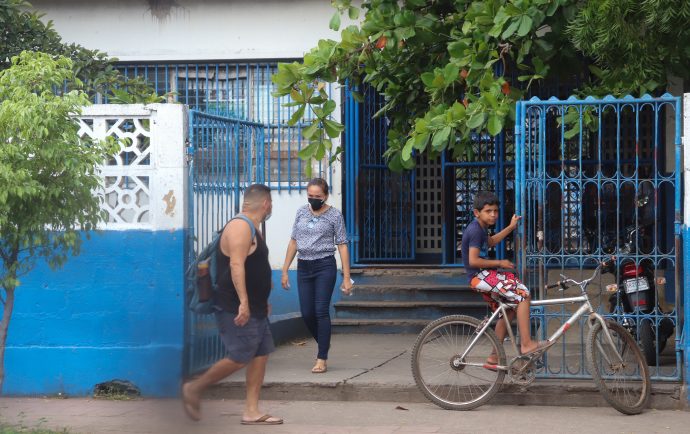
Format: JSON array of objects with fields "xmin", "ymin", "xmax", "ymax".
[{"xmin": 291, "ymin": 205, "xmax": 348, "ymax": 260}]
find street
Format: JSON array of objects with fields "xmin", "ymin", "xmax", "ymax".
[{"xmin": 1, "ymin": 398, "xmax": 689, "ymax": 434}]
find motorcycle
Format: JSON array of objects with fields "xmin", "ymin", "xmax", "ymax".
[{"xmin": 603, "ymin": 195, "xmax": 674, "ymax": 366}]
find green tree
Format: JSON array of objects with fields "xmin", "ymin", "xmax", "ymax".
[
  {"xmin": 272, "ymin": 0, "xmax": 689, "ymax": 172},
  {"xmin": 0, "ymin": 51, "xmax": 116, "ymax": 391},
  {"xmin": 0, "ymin": 0, "xmax": 162, "ymax": 102}
]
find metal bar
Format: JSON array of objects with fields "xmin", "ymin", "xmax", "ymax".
[{"xmin": 531, "ymin": 296, "xmax": 589, "ymax": 306}]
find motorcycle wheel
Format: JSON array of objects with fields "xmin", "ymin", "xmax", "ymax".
[{"xmin": 638, "ymin": 319, "xmax": 657, "ymax": 366}]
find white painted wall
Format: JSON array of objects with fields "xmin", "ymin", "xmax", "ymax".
[
  {"xmin": 79, "ymin": 103, "xmax": 187, "ymax": 231},
  {"xmin": 681, "ymin": 93, "xmax": 690, "ymax": 227},
  {"xmin": 31, "ymin": 0, "xmax": 358, "ymax": 61},
  {"xmin": 44, "ymin": 1, "xmax": 351, "ymax": 268}
]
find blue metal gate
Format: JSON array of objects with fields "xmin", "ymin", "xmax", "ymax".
[
  {"xmin": 442, "ymin": 133, "xmax": 516, "ymax": 266},
  {"xmin": 344, "ymin": 86, "xmax": 514, "ymax": 266},
  {"xmin": 184, "ymin": 110, "xmax": 259, "ymax": 375},
  {"xmin": 345, "ymin": 85, "xmax": 416, "ymax": 264},
  {"xmin": 515, "ymin": 94, "xmax": 683, "ymax": 380}
]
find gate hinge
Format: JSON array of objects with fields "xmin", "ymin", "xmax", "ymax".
[{"xmin": 185, "ymin": 140, "xmax": 194, "ymax": 163}]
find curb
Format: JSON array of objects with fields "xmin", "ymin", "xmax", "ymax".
[{"xmin": 207, "ymin": 380, "xmax": 687, "ymax": 410}]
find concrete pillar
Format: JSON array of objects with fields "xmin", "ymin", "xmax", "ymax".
[{"xmin": 676, "ymin": 93, "xmax": 690, "ymax": 406}]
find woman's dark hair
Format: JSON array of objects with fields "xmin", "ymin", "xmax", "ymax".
[
  {"xmin": 473, "ymin": 191, "xmax": 499, "ymax": 210},
  {"xmin": 307, "ymin": 178, "xmax": 329, "ymax": 195}
]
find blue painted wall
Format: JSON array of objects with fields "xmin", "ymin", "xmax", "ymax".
[
  {"xmin": 4, "ymin": 230, "xmax": 184, "ymax": 397},
  {"xmin": 680, "ymin": 226, "xmax": 690, "ymax": 406}
]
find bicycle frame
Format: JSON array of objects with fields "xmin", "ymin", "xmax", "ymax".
[{"xmin": 459, "ymin": 264, "xmax": 623, "ymax": 371}]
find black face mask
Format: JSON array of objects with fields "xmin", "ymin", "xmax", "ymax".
[{"xmin": 308, "ymin": 198, "xmax": 325, "ymax": 211}]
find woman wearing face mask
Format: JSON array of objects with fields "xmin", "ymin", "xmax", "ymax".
[{"xmin": 281, "ymin": 178, "xmax": 352, "ymax": 373}]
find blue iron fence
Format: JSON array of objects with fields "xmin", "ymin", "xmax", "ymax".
[
  {"xmin": 116, "ymin": 62, "xmax": 331, "ymax": 190},
  {"xmin": 515, "ymin": 94, "xmax": 682, "ymax": 381},
  {"xmin": 443, "ymin": 132, "xmax": 515, "ymax": 266}
]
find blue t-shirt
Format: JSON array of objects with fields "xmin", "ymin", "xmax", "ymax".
[{"xmin": 461, "ymin": 219, "xmax": 489, "ymax": 283}]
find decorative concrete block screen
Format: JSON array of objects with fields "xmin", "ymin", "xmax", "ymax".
[
  {"xmin": 4, "ymin": 104, "xmax": 187, "ymax": 397},
  {"xmin": 77, "ymin": 104, "xmax": 186, "ymax": 230}
]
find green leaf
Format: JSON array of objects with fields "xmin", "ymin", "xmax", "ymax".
[
  {"xmin": 443, "ymin": 63, "xmax": 460, "ymax": 84},
  {"xmin": 431, "ymin": 126, "xmax": 451, "ymax": 150},
  {"xmin": 413, "ymin": 132, "xmax": 430, "ymax": 150},
  {"xmin": 288, "ymin": 105, "xmax": 305, "ymax": 126},
  {"xmin": 315, "ymin": 141, "xmax": 327, "ymax": 160},
  {"xmin": 517, "ymin": 15, "xmax": 533, "ymax": 37},
  {"xmin": 467, "ymin": 112, "xmax": 486, "ymax": 129},
  {"xmin": 329, "ymin": 12, "xmax": 341, "ymax": 31},
  {"xmin": 564, "ymin": 126, "xmax": 580, "ymax": 140},
  {"xmin": 298, "ymin": 141, "xmax": 319, "ymax": 159},
  {"xmin": 415, "ymin": 119, "xmax": 429, "ymax": 133},
  {"xmin": 421, "ymin": 72, "xmax": 436, "ymax": 88},
  {"xmin": 290, "ymin": 88, "xmax": 305, "ymax": 103},
  {"xmin": 302, "ymin": 122, "xmax": 319, "ymax": 139},
  {"xmin": 483, "ymin": 91, "xmax": 498, "ymax": 109},
  {"xmin": 447, "ymin": 41, "xmax": 468, "ymax": 58},
  {"xmin": 487, "ymin": 114, "xmax": 503, "ymax": 136},
  {"xmin": 501, "ymin": 18, "xmax": 520, "ymax": 39},
  {"xmin": 348, "ymin": 6, "xmax": 359, "ymax": 20},
  {"xmin": 323, "ymin": 119, "xmax": 344, "ymax": 138},
  {"xmin": 402, "ymin": 137, "xmax": 415, "ymax": 161},
  {"xmin": 546, "ymin": 1, "xmax": 560, "ymax": 16},
  {"xmin": 388, "ymin": 153, "xmax": 404, "ymax": 172},
  {"xmin": 322, "ymin": 99, "xmax": 337, "ymax": 116}
]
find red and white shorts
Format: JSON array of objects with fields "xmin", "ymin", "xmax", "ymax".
[{"xmin": 470, "ymin": 269, "xmax": 530, "ymax": 311}]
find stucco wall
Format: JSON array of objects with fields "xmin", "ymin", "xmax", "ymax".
[
  {"xmin": 31, "ymin": 0, "xmax": 358, "ymax": 61},
  {"xmin": 4, "ymin": 230, "xmax": 184, "ymax": 397},
  {"xmin": 3, "ymin": 105, "xmax": 188, "ymax": 397}
]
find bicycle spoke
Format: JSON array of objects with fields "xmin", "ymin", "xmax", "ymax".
[
  {"xmin": 412, "ymin": 316, "xmax": 505, "ymax": 410},
  {"xmin": 587, "ymin": 320, "xmax": 650, "ymax": 414}
]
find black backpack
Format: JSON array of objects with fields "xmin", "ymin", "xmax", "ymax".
[{"xmin": 186, "ymin": 215, "xmax": 256, "ymax": 314}]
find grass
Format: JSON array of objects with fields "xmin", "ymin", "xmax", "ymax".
[
  {"xmin": 0, "ymin": 415, "xmax": 70, "ymax": 434},
  {"xmin": 0, "ymin": 428, "xmax": 69, "ymax": 434},
  {"xmin": 0, "ymin": 424, "xmax": 70, "ymax": 434}
]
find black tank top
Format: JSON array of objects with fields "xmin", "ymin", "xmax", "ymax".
[{"xmin": 215, "ymin": 221, "xmax": 272, "ymax": 317}]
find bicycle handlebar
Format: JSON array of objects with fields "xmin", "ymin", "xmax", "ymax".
[{"xmin": 544, "ymin": 280, "xmax": 567, "ymax": 291}]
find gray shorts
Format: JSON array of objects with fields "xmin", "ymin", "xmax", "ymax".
[{"xmin": 215, "ymin": 312, "xmax": 275, "ymax": 364}]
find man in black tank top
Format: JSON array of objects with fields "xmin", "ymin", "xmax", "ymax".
[{"xmin": 182, "ymin": 184, "xmax": 283, "ymax": 426}]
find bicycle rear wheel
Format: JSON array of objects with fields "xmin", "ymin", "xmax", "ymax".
[
  {"xmin": 411, "ymin": 315, "xmax": 505, "ymax": 410},
  {"xmin": 586, "ymin": 319, "xmax": 651, "ymax": 415}
]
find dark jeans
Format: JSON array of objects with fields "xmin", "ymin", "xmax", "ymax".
[{"xmin": 297, "ymin": 255, "xmax": 337, "ymax": 360}]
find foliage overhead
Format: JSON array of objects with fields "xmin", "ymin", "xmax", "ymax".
[
  {"xmin": 0, "ymin": 0, "xmax": 162, "ymax": 103},
  {"xmin": 272, "ymin": 0, "xmax": 690, "ymax": 172}
]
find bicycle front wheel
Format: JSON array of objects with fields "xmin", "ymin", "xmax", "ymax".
[
  {"xmin": 586, "ymin": 319, "xmax": 651, "ymax": 415},
  {"xmin": 411, "ymin": 315, "xmax": 505, "ymax": 410}
]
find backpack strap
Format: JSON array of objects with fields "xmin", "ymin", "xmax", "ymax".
[{"xmin": 232, "ymin": 214, "xmax": 257, "ymax": 243}]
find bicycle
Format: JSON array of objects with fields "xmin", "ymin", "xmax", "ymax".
[{"xmin": 411, "ymin": 259, "xmax": 651, "ymax": 414}]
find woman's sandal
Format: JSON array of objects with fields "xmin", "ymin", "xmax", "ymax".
[{"xmin": 311, "ymin": 361, "xmax": 327, "ymax": 373}]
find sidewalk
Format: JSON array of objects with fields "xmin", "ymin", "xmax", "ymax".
[
  {"xmin": 2, "ymin": 398, "xmax": 690, "ymax": 434},
  {"xmin": 209, "ymin": 334, "xmax": 684, "ymax": 409}
]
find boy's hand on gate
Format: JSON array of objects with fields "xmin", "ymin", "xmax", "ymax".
[
  {"xmin": 499, "ymin": 260, "xmax": 515, "ymax": 269},
  {"xmin": 509, "ymin": 214, "xmax": 522, "ymax": 230}
]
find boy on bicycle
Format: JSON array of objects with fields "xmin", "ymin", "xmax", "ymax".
[{"xmin": 461, "ymin": 191, "xmax": 547, "ymax": 368}]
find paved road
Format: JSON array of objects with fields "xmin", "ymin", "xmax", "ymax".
[{"xmin": 1, "ymin": 398, "xmax": 689, "ymax": 434}]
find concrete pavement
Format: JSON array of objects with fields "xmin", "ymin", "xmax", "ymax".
[
  {"xmin": 0, "ymin": 333, "xmax": 686, "ymax": 434},
  {"xmin": 1, "ymin": 398, "xmax": 690, "ymax": 434},
  {"xmin": 210, "ymin": 334, "xmax": 684, "ymax": 409}
]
